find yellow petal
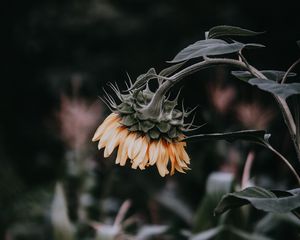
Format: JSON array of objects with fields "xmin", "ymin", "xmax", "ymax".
[
  {"xmin": 104, "ymin": 127, "xmax": 123, "ymax": 158},
  {"xmin": 149, "ymin": 141, "xmax": 160, "ymax": 165},
  {"xmin": 168, "ymin": 144, "xmax": 176, "ymax": 175},
  {"xmin": 138, "ymin": 154, "xmax": 149, "ymax": 170},
  {"xmin": 156, "ymin": 140, "xmax": 169, "ymax": 177},
  {"xmin": 128, "ymin": 134, "xmax": 143, "ymax": 160},
  {"xmin": 92, "ymin": 113, "xmax": 118, "ymax": 141},
  {"xmin": 132, "ymin": 136, "xmax": 148, "ymax": 169},
  {"xmin": 174, "ymin": 161, "xmax": 186, "ymax": 173},
  {"xmin": 172, "ymin": 143, "xmax": 188, "ymax": 168},
  {"xmin": 175, "ymin": 142, "xmax": 190, "ymax": 165},
  {"xmin": 98, "ymin": 121, "xmax": 119, "ymax": 150},
  {"xmin": 115, "ymin": 129, "xmax": 129, "ymax": 164},
  {"xmin": 120, "ymin": 133, "xmax": 135, "ymax": 166}
]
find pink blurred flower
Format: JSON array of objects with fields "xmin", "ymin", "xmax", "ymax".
[
  {"xmin": 235, "ymin": 102, "xmax": 275, "ymax": 129},
  {"xmin": 208, "ymin": 83, "xmax": 236, "ymax": 114},
  {"xmin": 57, "ymin": 95, "xmax": 102, "ymax": 150}
]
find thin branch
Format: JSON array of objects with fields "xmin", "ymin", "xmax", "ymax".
[
  {"xmin": 114, "ymin": 199, "xmax": 131, "ymax": 227},
  {"xmin": 281, "ymin": 58, "xmax": 300, "ymax": 84},
  {"xmin": 263, "ymin": 143, "xmax": 300, "ymax": 185},
  {"xmin": 241, "ymin": 151, "xmax": 255, "ymax": 189}
]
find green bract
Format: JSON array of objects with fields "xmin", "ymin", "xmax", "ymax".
[{"xmin": 101, "ymin": 79, "xmax": 197, "ymax": 141}]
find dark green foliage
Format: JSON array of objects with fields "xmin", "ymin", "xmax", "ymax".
[
  {"xmin": 215, "ymin": 187, "xmax": 300, "ymax": 215},
  {"xmin": 231, "ymin": 70, "xmax": 296, "ymax": 82},
  {"xmin": 169, "ymin": 39, "xmax": 245, "ymax": 63},
  {"xmin": 248, "ymin": 78, "xmax": 300, "ymax": 99},
  {"xmin": 208, "ymin": 25, "xmax": 263, "ymax": 39}
]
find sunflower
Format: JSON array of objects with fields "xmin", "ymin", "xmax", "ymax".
[{"xmin": 92, "ymin": 113, "xmax": 190, "ymax": 177}]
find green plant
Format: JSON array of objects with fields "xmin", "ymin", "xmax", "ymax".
[{"xmin": 93, "ymin": 25, "xmax": 300, "ymax": 239}]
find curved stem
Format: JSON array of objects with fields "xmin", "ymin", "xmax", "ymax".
[
  {"xmin": 281, "ymin": 58, "xmax": 300, "ymax": 84},
  {"xmin": 241, "ymin": 151, "xmax": 255, "ymax": 189},
  {"xmin": 146, "ymin": 58, "xmax": 264, "ymax": 114},
  {"xmin": 146, "ymin": 57, "xmax": 300, "ymax": 163},
  {"xmin": 263, "ymin": 143, "xmax": 300, "ymax": 185}
]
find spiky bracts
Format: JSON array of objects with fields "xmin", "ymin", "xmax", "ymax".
[{"xmin": 100, "ymin": 77, "xmax": 198, "ymax": 141}]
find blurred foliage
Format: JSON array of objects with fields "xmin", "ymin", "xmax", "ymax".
[{"xmin": 2, "ymin": 0, "xmax": 300, "ymax": 239}]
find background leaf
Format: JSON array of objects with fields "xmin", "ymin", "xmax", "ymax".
[
  {"xmin": 193, "ymin": 172, "xmax": 234, "ymax": 232},
  {"xmin": 214, "ymin": 187, "xmax": 300, "ymax": 216},
  {"xmin": 248, "ymin": 78, "xmax": 300, "ymax": 99},
  {"xmin": 169, "ymin": 39, "xmax": 244, "ymax": 63},
  {"xmin": 231, "ymin": 70, "xmax": 296, "ymax": 82},
  {"xmin": 254, "ymin": 212, "xmax": 300, "ymax": 234},
  {"xmin": 208, "ymin": 25, "xmax": 263, "ymax": 39},
  {"xmin": 51, "ymin": 183, "xmax": 74, "ymax": 240}
]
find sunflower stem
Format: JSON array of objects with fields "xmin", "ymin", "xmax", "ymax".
[
  {"xmin": 145, "ymin": 57, "xmax": 300, "ymax": 164},
  {"xmin": 140, "ymin": 56, "xmax": 300, "ymax": 181}
]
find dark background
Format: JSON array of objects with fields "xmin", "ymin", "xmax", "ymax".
[{"xmin": 2, "ymin": 0, "xmax": 300, "ymax": 239}]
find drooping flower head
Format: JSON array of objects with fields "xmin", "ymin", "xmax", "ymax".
[{"xmin": 92, "ymin": 72, "xmax": 197, "ymax": 177}]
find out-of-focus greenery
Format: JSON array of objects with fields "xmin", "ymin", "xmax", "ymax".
[{"xmin": 2, "ymin": 0, "xmax": 300, "ymax": 239}]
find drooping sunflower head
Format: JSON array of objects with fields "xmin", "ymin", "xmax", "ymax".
[{"xmin": 92, "ymin": 74, "xmax": 198, "ymax": 176}]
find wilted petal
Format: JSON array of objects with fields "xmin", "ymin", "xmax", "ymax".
[
  {"xmin": 149, "ymin": 141, "xmax": 159, "ymax": 165},
  {"xmin": 177, "ymin": 142, "xmax": 190, "ymax": 164},
  {"xmin": 92, "ymin": 113, "xmax": 118, "ymax": 141},
  {"xmin": 138, "ymin": 154, "xmax": 149, "ymax": 170},
  {"xmin": 104, "ymin": 127, "xmax": 123, "ymax": 158},
  {"xmin": 132, "ymin": 136, "xmax": 148, "ymax": 169},
  {"xmin": 115, "ymin": 129, "xmax": 129, "ymax": 164},
  {"xmin": 98, "ymin": 121, "xmax": 120, "ymax": 150},
  {"xmin": 120, "ymin": 133, "xmax": 135, "ymax": 166},
  {"xmin": 156, "ymin": 140, "xmax": 169, "ymax": 177},
  {"xmin": 128, "ymin": 134, "xmax": 143, "ymax": 160}
]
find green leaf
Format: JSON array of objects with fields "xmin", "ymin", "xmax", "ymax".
[
  {"xmin": 249, "ymin": 78, "xmax": 300, "ymax": 99},
  {"xmin": 254, "ymin": 212, "xmax": 300, "ymax": 234},
  {"xmin": 159, "ymin": 61, "xmax": 187, "ymax": 77},
  {"xmin": 51, "ymin": 183, "xmax": 75, "ymax": 240},
  {"xmin": 155, "ymin": 187, "xmax": 193, "ymax": 225},
  {"xmin": 214, "ymin": 187, "xmax": 300, "ymax": 216},
  {"xmin": 168, "ymin": 39, "xmax": 245, "ymax": 63},
  {"xmin": 208, "ymin": 25, "xmax": 263, "ymax": 39},
  {"xmin": 231, "ymin": 70, "xmax": 296, "ymax": 82},
  {"xmin": 193, "ymin": 172, "xmax": 234, "ymax": 232},
  {"xmin": 185, "ymin": 129, "xmax": 270, "ymax": 144}
]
